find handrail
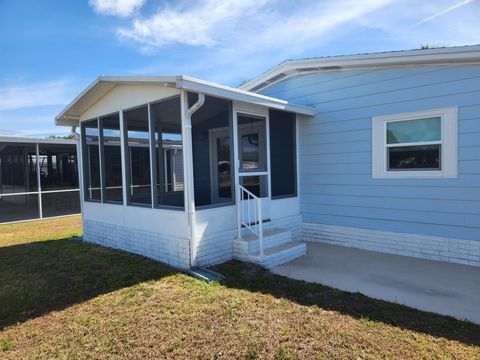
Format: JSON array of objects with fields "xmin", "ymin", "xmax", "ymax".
[{"xmin": 238, "ymin": 185, "xmax": 264, "ymax": 260}]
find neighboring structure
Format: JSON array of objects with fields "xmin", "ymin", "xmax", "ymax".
[
  {"xmin": 0, "ymin": 137, "xmax": 80, "ymax": 224},
  {"xmin": 56, "ymin": 45, "xmax": 480, "ymax": 269}
]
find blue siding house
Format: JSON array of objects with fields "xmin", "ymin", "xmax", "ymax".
[
  {"xmin": 242, "ymin": 45, "xmax": 480, "ymax": 266},
  {"xmin": 57, "ymin": 45, "xmax": 480, "ymax": 270}
]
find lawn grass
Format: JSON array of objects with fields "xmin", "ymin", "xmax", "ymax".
[
  {"xmin": 0, "ymin": 217, "xmax": 479, "ymax": 359},
  {"xmin": 0, "ymin": 216, "xmax": 82, "ymax": 247}
]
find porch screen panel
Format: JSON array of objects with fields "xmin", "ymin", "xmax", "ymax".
[
  {"xmin": 101, "ymin": 113, "xmax": 123, "ymax": 203},
  {"xmin": 191, "ymin": 95, "xmax": 233, "ymax": 207},
  {"xmin": 0, "ymin": 143, "xmax": 37, "ymax": 194},
  {"xmin": 38, "ymin": 144, "xmax": 78, "ymax": 191},
  {"xmin": 42, "ymin": 191, "xmax": 80, "ymax": 218},
  {"xmin": 82, "ymin": 119, "xmax": 101, "ymax": 201},
  {"xmin": 269, "ymin": 110, "xmax": 296, "ymax": 198},
  {"xmin": 237, "ymin": 115, "xmax": 267, "ymax": 172},
  {"xmin": 150, "ymin": 96, "xmax": 184, "ymax": 208},
  {"xmin": 0, "ymin": 194, "xmax": 39, "ymax": 223},
  {"xmin": 125, "ymin": 105, "xmax": 152, "ymax": 206}
]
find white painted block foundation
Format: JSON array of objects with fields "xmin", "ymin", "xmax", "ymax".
[
  {"xmin": 303, "ymin": 223, "xmax": 480, "ymax": 267},
  {"xmin": 83, "ymin": 219, "xmax": 190, "ymax": 269}
]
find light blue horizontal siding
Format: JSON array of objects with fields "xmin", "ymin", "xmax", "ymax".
[{"xmin": 262, "ymin": 65, "xmax": 480, "ymax": 241}]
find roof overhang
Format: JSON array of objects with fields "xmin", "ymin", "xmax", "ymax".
[
  {"xmin": 0, "ymin": 136, "xmax": 76, "ymax": 145},
  {"xmin": 241, "ymin": 44, "xmax": 480, "ymax": 92},
  {"xmin": 55, "ymin": 75, "xmax": 316, "ymax": 126}
]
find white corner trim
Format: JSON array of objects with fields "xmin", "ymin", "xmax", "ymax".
[{"xmin": 372, "ymin": 107, "xmax": 458, "ymax": 179}]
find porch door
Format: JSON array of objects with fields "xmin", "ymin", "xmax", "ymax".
[{"xmin": 235, "ymin": 111, "xmax": 271, "ymax": 221}]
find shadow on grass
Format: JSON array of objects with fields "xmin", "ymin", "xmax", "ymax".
[
  {"xmin": 214, "ymin": 260, "xmax": 480, "ymax": 347},
  {"xmin": 0, "ymin": 238, "xmax": 176, "ymax": 330}
]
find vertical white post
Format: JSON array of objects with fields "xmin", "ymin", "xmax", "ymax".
[
  {"xmin": 75, "ymin": 126, "xmax": 85, "ymax": 222},
  {"xmin": 181, "ymin": 91, "xmax": 197, "ymax": 268},
  {"xmin": 258, "ymin": 197, "xmax": 264, "ymax": 260},
  {"xmin": 265, "ymin": 110, "xmax": 272, "ymax": 201},
  {"xmin": 35, "ymin": 143, "xmax": 42, "ymax": 219},
  {"xmin": 232, "ymin": 110, "xmax": 241, "ymax": 239},
  {"xmin": 147, "ymin": 102, "xmax": 157, "ymax": 208},
  {"xmin": 97, "ymin": 117, "xmax": 105, "ymax": 203},
  {"xmin": 119, "ymin": 110, "xmax": 128, "ymax": 207}
]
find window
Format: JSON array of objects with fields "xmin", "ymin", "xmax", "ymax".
[{"xmin": 372, "ymin": 107, "xmax": 458, "ymax": 179}]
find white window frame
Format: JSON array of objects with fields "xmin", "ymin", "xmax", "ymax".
[{"xmin": 372, "ymin": 107, "xmax": 458, "ymax": 179}]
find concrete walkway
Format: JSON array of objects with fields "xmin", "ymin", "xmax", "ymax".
[{"xmin": 272, "ymin": 243, "xmax": 480, "ymax": 323}]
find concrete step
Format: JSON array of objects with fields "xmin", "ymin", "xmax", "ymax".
[
  {"xmin": 233, "ymin": 228, "xmax": 292, "ymax": 254},
  {"xmin": 249, "ymin": 241, "xmax": 307, "ymax": 269}
]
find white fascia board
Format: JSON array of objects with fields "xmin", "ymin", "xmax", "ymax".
[
  {"xmin": 55, "ymin": 77, "xmax": 101, "ymax": 126},
  {"xmin": 177, "ymin": 75, "xmax": 315, "ymax": 116},
  {"xmin": 55, "ymin": 74, "xmax": 316, "ymax": 128},
  {"xmin": 0, "ymin": 136, "xmax": 76, "ymax": 144},
  {"xmin": 241, "ymin": 45, "xmax": 480, "ymax": 92}
]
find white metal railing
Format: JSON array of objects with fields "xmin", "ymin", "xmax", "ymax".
[{"xmin": 238, "ymin": 184, "xmax": 264, "ymax": 259}]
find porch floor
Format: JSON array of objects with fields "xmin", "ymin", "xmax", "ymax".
[{"xmin": 271, "ymin": 243, "xmax": 480, "ymax": 324}]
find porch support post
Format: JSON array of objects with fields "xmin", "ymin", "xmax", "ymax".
[
  {"xmin": 148, "ymin": 102, "xmax": 158, "ymax": 208},
  {"xmin": 98, "ymin": 117, "xmax": 106, "ymax": 203},
  {"xmin": 35, "ymin": 143, "xmax": 42, "ymax": 219},
  {"xmin": 72, "ymin": 126, "xmax": 85, "ymax": 220},
  {"xmin": 119, "ymin": 110, "xmax": 128, "ymax": 206},
  {"xmin": 232, "ymin": 109, "xmax": 241, "ymax": 239},
  {"xmin": 181, "ymin": 91, "xmax": 205, "ymax": 268},
  {"xmin": 265, "ymin": 110, "xmax": 272, "ymax": 200}
]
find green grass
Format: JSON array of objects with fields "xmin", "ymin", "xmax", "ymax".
[{"xmin": 0, "ymin": 216, "xmax": 479, "ymax": 359}]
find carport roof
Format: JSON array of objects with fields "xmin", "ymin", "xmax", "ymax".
[{"xmin": 55, "ymin": 75, "xmax": 316, "ymax": 126}]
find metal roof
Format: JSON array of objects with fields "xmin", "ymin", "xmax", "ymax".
[
  {"xmin": 0, "ymin": 136, "xmax": 76, "ymax": 145},
  {"xmin": 55, "ymin": 75, "xmax": 316, "ymax": 126},
  {"xmin": 240, "ymin": 44, "xmax": 480, "ymax": 92}
]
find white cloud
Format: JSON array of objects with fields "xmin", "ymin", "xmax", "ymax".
[
  {"xmin": 0, "ymin": 80, "xmax": 74, "ymax": 111},
  {"xmin": 117, "ymin": 0, "xmax": 270, "ymax": 47},
  {"xmin": 0, "ymin": 110, "xmax": 72, "ymax": 137},
  {"xmin": 89, "ymin": 0, "xmax": 145, "ymax": 17},
  {"xmin": 0, "ymin": 80, "xmax": 79, "ymax": 137}
]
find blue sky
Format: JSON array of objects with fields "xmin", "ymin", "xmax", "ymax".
[{"xmin": 0, "ymin": 0, "xmax": 479, "ymax": 137}]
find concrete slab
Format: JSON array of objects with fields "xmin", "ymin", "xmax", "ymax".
[{"xmin": 272, "ymin": 243, "xmax": 480, "ymax": 323}]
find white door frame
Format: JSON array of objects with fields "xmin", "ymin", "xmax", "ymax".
[
  {"xmin": 208, "ymin": 126, "xmax": 232, "ymax": 204},
  {"xmin": 232, "ymin": 103, "xmax": 271, "ymax": 222}
]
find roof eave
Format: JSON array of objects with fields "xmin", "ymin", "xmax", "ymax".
[
  {"xmin": 241, "ymin": 45, "xmax": 480, "ymax": 92},
  {"xmin": 56, "ymin": 75, "xmax": 316, "ymax": 126},
  {"xmin": 177, "ymin": 75, "xmax": 315, "ymax": 116},
  {"xmin": 55, "ymin": 76, "xmax": 179, "ymax": 126},
  {"xmin": 0, "ymin": 136, "xmax": 76, "ymax": 144}
]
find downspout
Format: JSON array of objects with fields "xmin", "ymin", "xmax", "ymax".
[{"xmin": 183, "ymin": 92, "xmax": 205, "ymax": 268}]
